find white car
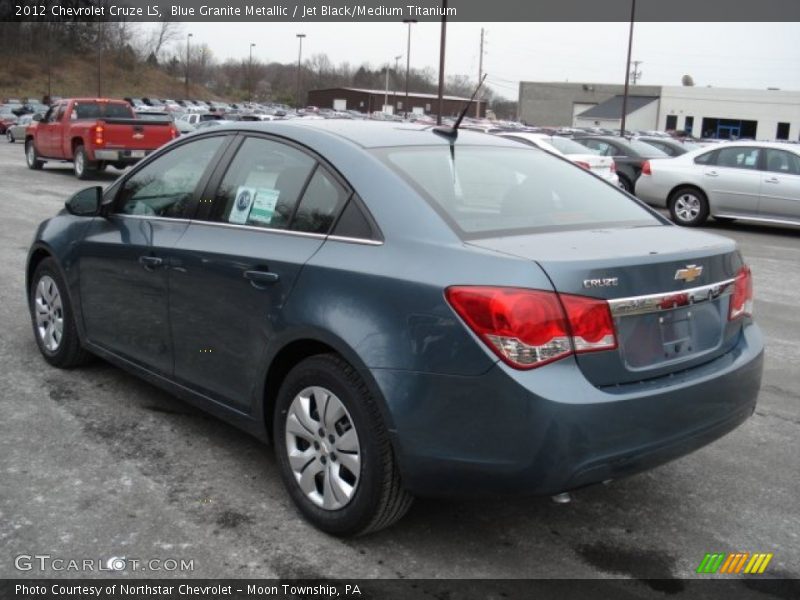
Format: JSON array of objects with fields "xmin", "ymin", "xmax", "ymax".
[
  {"xmin": 635, "ymin": 141, "xmax": 800, "ymax": 227},
  {"xmin": 498, "ymin": 132, "xmax": 620, "ymax": 186}
]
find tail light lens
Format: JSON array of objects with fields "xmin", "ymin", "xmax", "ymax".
[
  {"xmin": 610, "ymin": 160, "xmax": 616, "ymax": 173},
  {"xmin": 445, "ymin": 286, "xmax": 616, "ymax": 369},
  {"xmin": 170, "ymin": 126, "xmax": 179, "ymax": 139},
  {"xmin": 729, "ymin": 265, "xmax": 753, "ymax": 320},
  {"xmin": 94, "ymin": 125, "xmax": 104, "ymax": 146},
  {"xmin": 574, "ymin": 160, "xmax": 591, "ymax": 170},
  {"xmin": 641, "ymin": 160, "xmax": 651, "ymax": 175}
]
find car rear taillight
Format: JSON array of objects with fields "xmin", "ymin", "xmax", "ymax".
[
  {"xmin": 641, "ymin": 160, "xmax": 651, "ymax": 175},
  {"xmin": 445, "ymin": 286, "xmax": 617, "ymax": 369},
  {"xmin": 574, "ymin": 160, "xmax": 591, "ymax": 170},
  {"xmin": 729, "ymin": 265, "xmax": 753, "ymax": 320},
  {"xmin": 170, "ymin": 126, "xmax": 179, "ymax": 139},
  {"xmin": 610, "ymin": 160, "xmax": 616, "ymax": 173},
  {"xmin": 94, "ymin": 125, "xmax": 104, "ymax": 146}
]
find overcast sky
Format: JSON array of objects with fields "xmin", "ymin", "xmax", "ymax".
[{"xmin": 164, "ymin": 22, "xmax": 800, "ymax": 99}]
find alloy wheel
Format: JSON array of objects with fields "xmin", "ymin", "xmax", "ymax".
[
  {"xmin": 674, "ymin": 193, "xmax": 701, "ymax": 222},
  {"xmin": 74, "ymin": 151, "xmax": 84, "ymax": 177},
  {"xmin": 284, "ymin": 386, "xmax": 361, "ymax": 510},
  {"xmin": 34, "ymin": 275, "xmax": 64, "ymax": 352}
]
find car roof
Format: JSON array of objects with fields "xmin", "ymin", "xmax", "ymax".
[{"xmin": 206, "ymin": 119, "xmax": 520, "ymax": 149}]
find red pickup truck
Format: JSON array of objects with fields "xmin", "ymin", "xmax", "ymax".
[{"xmin": 25, "ymin": 98, "xmax": 178, "ymax": 179}]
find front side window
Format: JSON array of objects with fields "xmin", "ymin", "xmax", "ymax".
[
  {"xmin": 115, "ymin": 136, "xmax": 225, "ymax": 218},
  {"xmin": 210, "ymin": 137, "xmax": 315, "ymax": 230},
  {"xmin": 764, "ymin": 148, "xmax": 800, "ymax": 175},
  {"xmin": 379, "ymin": 145, "xmax": 660, "ymax": 238},
  {"xmin": 715, "ymin": 147, "xmax": 760, "ymax": 170}
]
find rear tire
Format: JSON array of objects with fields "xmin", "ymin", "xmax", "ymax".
[
  {"xmin": 669, "ymin": 187, "xmax": 709, "ymax": 227},
  {"xmin": 273, "ymin": 354, "xmax": 413, "ymax": 536},
  {"xmin": 618, "ymin": 175, "xmax": 634, "ymax": 194},
  {"xmin": 25, "ymin": 140, "xmax": 44, "ymax": 169},
  {"xmin": 6, "ymin": 130, "xmax": 14, "ymax": 143},
  {"xmin": 29, "ymin": 258, "xmax": 93, "ymax": 368},
  {"xmin": 73, "ymin": 145, "xmax": 96, "ymax": 180}
]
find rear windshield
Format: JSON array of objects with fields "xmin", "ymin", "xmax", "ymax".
[
  {"xmin": 628, "ymin": 139, "xmax": 669, "ymax": 158},
  {"xmin": 548, "ymin": 136, "xmax": 599, "ymax": 155},
  {"xmin": 72, "ymin": 102, "xmax": 132, "ymax": 119},
  {"xmin": 377, "ymin": 146, "xmax": 660, "ymax": 238}
]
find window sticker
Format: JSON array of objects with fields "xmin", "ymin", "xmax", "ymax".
[
  {"xmin": 229, "ymin": 186, "xmax": 255, "ymax": 224},
  {"xmin": 248, "ymin": 188, "xmax": 281, "ymax": 225}
]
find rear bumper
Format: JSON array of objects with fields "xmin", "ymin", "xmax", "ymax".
[
  {"xmin": 92, "ymin": 149, "xmax": 153, "ymax": 162},
  {"xmin": 374, "ymin": 323, "xmax": 763, "ymax": 497},
  {"xmin": 634, "ymin": 175, "xmax": 670, "ymax": 207}
]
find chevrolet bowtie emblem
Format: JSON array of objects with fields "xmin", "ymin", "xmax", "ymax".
[{"xmin": 675, "ymin": 264, "xmax": 703, "ymax": 283}]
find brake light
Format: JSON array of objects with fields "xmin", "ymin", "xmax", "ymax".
[
  {"xmin": 445, "ymin": 286, "xmax": 616, "ymax": 369},
  {"xmin": 729, "ymin": 265, "xmax": 753, "ymax": 320},
  {"xmin": 170, "ymin": 126, "xmax": 179, "ymax": 139},
  {"xmin": 574, "ymin": 160, "xmax": 591, "ymax": 170},
  {"xmin": 641, "ymin": 160, "xmax": 651, "ymax": 175},
  {"xmin": 94, "ymin": 124, "xmax": 104, "ymax": 146},
  {"xmin": 610, "ymin": 160, "xmax": 616, "ymax": 173}
]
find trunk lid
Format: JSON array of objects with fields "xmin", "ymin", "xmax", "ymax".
[
  {"xmin": 467, "ymin": 225, "xmax": 746, "ymax": 386},
  {"xmin": 570, "ymin": 153, "xmax": 615, "ymax": 179}
]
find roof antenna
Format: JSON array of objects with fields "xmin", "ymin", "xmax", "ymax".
[{"xmin": 433, "ymin": 73, "xmax": 487, "ymax": 141}]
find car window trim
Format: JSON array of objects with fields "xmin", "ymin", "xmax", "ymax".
[{"xmin": 105, "ymin": 132, "xmax": 235, "ymax": 221}]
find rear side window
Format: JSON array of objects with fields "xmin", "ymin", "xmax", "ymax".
[
  {"xmin": 291, "ymin": 167, "xmax": 349, "ymax": 234},
  {"xmin": 628, "ymin": 139, "xmax": 668, "ymax": 158},
  {"xmin": 378, "ymin": 145, "xmax": 660, "ymax": 238},
  {"xmin": 694, "ymin": 150, "xmax": 716, "ymax": 165},
  {"xmin": 764, "ymin": 148, "xmax": 800, "ymax": 175},
  {"xmin": 716, "ymin": 147, "xmax": 760, "ymax": 170},
  {"xmin": 115, "ymin": 136, "xmax": 225, "ymax": 218},
  {"xmin": 210, "ymin": 137, "xmax": 315, "ymax": 230}
]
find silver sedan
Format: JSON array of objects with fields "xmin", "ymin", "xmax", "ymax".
[
  {"xmin": 5, "ymin": 114, "xmax": 35, "ymax": 143},
  {"xmin": 635, "ymin": 141, "xmax": 800, "ymax": 227}
]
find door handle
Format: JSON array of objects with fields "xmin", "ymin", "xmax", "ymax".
[
  {"xmin": 705, "ymin": 170, "xmax": 718, "ymax": 177},
  {"xmin": 138, "ymin": 255, "xmax": 164, "ymax": 270},
  {"xmin": 243, "ymin": 269, "xmax": 280, "ymax": 287},
  {"xmin": 764, "ymin": 177, "xmax": 780, "ymax": 184}
]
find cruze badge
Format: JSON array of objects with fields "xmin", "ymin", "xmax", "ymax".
[
  {"xmin": 675, "ymin": 264, "xmax": 703, "ymax": 283},
  {"xmin": 583, "ymin": 277, "xmax": 619, "ymax": 288}
]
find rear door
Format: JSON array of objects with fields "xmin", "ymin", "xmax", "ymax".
[
  {"xmin": 759, "ymin": 147, "xmax": 800, "ymax": 221},
  {"xmin": 168, "ymin": 134, "xmax": 351, "ymax": 411},
  {"xmin": 78, "ymin": 134, "xmax": 229, "ymax": 374},
  {"xmin": 703, "ymin": 145, "xmax": 762, "ymax": 215}
]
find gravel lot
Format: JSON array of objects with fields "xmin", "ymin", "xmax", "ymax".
[{"xmin": 0, "ymin": 140, "xmax": 798, "ymax": 586}]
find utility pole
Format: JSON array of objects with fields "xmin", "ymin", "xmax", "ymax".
[
  {"xmin": 436, "ymin": 0, "xmax": 448, "ymax": 124},
  {"xmin": 630, "ymin": 60, "xmax": 643, "ymax": 85},
  {"xmin": 393, "ymin": 55, "xmax": 402, "ymax": 113},
  {"xmin": 96, "ymin": 22, "xmax": 104, "ymax": 97},
  {"xmin": 475, "ymin": 27, "xmax": 485, "ymax": 118},
  {"xmin": 620, "ymin": 0, "xmax": 636, "ymax": 136},
  {"xmin": 185, "ymin": 33, "xmax": 192, "ymax": 99},
  {"xmin": 249, "ymin": 43, "xmax": 256, "ymax": 101},
  {"xmin": 403, "ymin": 19, "xmax": 416, "ymax": 117},
  {"xmin": 384, "ymin": 64, "xmax": 390, "ymax": 112},
  {"xmin": 295, "ymin": 33, "xmax": 306, "ymax": 109}
]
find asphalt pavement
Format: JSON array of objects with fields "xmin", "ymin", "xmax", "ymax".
[{"xmin": 0, "ymin": 140, "xmax": 798, "ymax": 587}]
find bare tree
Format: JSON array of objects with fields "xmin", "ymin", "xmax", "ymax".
[
  {"xmin": 681, "ymin": 74, "xmax": 695, "ymax": 86},
  {"xmin": 148, "ymin": 21, "xmax": 183, "ymax": 61}
]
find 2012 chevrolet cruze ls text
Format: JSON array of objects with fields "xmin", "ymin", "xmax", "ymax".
[{"xmin": 27, "ymin": 121, "xmax": 763, "ymax": 535}]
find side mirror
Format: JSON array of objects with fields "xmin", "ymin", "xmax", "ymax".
[
  {"xmin": 65, "ymin": 186, "xmax": 103, "ymax": 216},
  {"xmin": 32, "ymin": 114, "xmax": 43, "ymax": 122}
]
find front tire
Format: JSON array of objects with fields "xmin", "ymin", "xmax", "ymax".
[
  {"xmin": 29, "ymin": 258, "xmax": 93, "ymax": 368},
  {"xmin": 669, "ymin": 187, "xmax": 709, "ymax": 227},
  {"xmin": 274, "ymin": 354, "xmax": 412, "ymax": 536},
  {"xmin": 618, "ymin": 175, "xmax": 634, "ymax": 194},
  {"xmin": 25, "ymin": 140, "xmax": 44, "ymax": 169},
  {"xmin": 6, "ymin": 130, "xmax": 14, "ymax": 143}
]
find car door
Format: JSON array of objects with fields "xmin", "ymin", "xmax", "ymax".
[
  {"xmin": 38, "ymin": 104, "xmax": 64, "ymax": 157},
  {"xmin": 78, "ymin": 134, "xmax": 230, "ymax": 375},
  {"xmin": 759, "ymin": 147, "xmax": 800, "ymax": 221},
  {"xmin": 168, "ymin": 134, "xmax": 351, "ymax": 411},
  {"xmin": 702, "ymin": 145, "xmax": 762, "ymax": 215}
]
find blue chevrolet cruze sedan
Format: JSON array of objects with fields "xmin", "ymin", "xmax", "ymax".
[{"xmin": 27, "ymin": 121, "xmax": 763, "ymax": 535}]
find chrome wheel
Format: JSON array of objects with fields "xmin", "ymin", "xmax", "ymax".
[
  {"xmin": 26, "ymin": 142, "xmax": 35, "ymax": 166},
  {"xmin": 285, "ymin": 386, "xmax": 361, "ymax": 510},
  {"xmin": 34, "ymin": 275, "xmax": 64, "ymax": 353},
  {"xmin": 74, "ymin": 150, "xmax": 84, "ymax": 177},
  {"xmin": 674, "ymin": 193, "xmax": 701, "ymax": 222}
]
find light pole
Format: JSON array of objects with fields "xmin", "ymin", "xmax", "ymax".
[
  {"xmin": 249, "ymin": 42, "xmax": 256, "ymax": 102},
  {"xmin": 620, "ymin": 0, "xmax": 636, "ymax": 136},
  {"xmin": 295, "ymin": 33, "xmax": 306, "ymax": 109},
  {"xmin": 403, "ymin": 19, "xmax": 416, "ymax": 117},
  {"xmin": 436, "ymin": 1, "xmax": 447, "ymax": 124},
  {"xmin": 393, "ymin": 54, "xmax": 402, "ymax": 114},
  {"xmin": 185, "ymin": 33, "xmax": 193, "ymax": 99}
]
